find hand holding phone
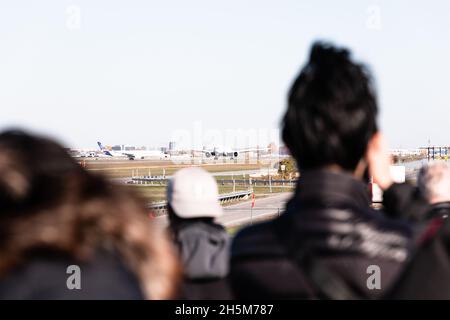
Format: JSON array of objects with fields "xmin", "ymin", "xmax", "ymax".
[{"xmin": 366, "ymin": 132, "xmax": 393, "ymax": 190}]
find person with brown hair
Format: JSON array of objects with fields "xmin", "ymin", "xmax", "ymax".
[{"xmin": 0, "ymin": 130, "xmax": 180, "ymax": 299}]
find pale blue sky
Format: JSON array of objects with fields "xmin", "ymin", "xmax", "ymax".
[{"xmin": 1, "ymin": 1, "xmax": 449, "ymax": 149}]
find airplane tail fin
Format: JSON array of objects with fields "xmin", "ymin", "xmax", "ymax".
[
  {"xmin": 97, "ymin": 141, "xmax": 113, "ymax": 156},
  {"xmin": 97, "ymin": 141, "xmax": 105, "ymax": 150}
]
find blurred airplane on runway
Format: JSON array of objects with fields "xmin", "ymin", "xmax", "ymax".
[
  {"xmin": 97, "ymin": 142, "xmax": 170, "ymax": 160},
  {"xmin": 195, "ymin": 146, "xmax": 268, "ymax": 160}
]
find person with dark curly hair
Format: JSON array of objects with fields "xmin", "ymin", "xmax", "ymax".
[{"xmin": 230, "ymin": 42, "xmax": 415, "ymax": 299}]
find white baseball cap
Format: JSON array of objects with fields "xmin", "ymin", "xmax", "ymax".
[{"xmin": 167, "ymin": 167, "xmax": 223, "ymax": 219}]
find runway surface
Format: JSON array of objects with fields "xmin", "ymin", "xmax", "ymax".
[{"xmin": 153, "ymin": 192, "xmax": 292, "ymax": 228}]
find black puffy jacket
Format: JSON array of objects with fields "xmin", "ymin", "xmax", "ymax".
[{"xmin": 230, "ymin": 170, "xmax": 414, "ymax": 299}]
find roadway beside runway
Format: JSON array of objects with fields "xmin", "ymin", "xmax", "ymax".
[
  {"xmin": 219, "ymin": 192, "xmax": 291, "ymax": 227},
  {"xmin": 153, "ymin": 192, "xmax": 292, "ymax": 229}
]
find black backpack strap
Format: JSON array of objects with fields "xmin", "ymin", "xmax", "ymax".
[
  {"xmin": 416, "ymin": 216, "xmax": 446, "ymax": 246},
  {"xmin": 384, "ymin": 215, "xmax": 450, "ymax": 299}
]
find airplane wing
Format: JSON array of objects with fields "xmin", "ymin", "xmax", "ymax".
[
  {"xmin": 235, "ymin": 147, "xmax": 269, "ymax": 153},
  {"xmin": 192, "ymin": 150, "xmax": 211, "ymax": 153},
  {"xmin": 120, "ymin": 152, "xmax": 135, "ymax": 158}
]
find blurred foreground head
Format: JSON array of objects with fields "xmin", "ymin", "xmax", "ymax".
[
  {"xmin": 282, "ymin": 42, "xmax": 378, "ymax": 172},
  {"xmin": 418, "ymin": 161, "xmax": 450, "ymax": 204},
  {"xmin": 0, "ymin": 130, "xmax": 179, "ymax": 299}
]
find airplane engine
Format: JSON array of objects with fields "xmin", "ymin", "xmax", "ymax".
[
  {"xmin": 211, "ymin": 152, "xmax": 216, "ymax": 157},
  {"xmin": 205, "ymin": 152, "xmax": 211, "ymax": 158},
  {"xmin": 234, "ymin": 151, "xmax": 239, "ymax": 157}
]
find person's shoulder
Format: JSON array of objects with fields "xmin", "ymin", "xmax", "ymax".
[
  {"xmin": 231, "ymin": 218, "xmax": 285, "ymax": 259},
  {"xmin": 178, "ymin": 221, "xmax": 229, "ymax": 239},
  {"xmin": 0, "ymin": 249, "xmax": 144, "ymax": 299}
]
